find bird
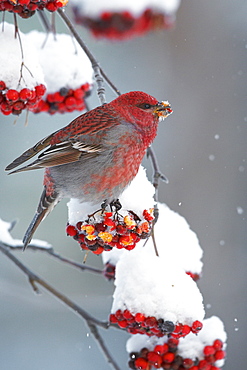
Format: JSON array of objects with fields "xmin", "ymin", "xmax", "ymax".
[{"xmin": 5, "ymin": 91, "xmax": 172, "ymax": 250}]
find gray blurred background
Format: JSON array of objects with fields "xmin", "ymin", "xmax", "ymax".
[{"xmin": 0, "ymin": 0, "xmax": 246, "ymax": 369}]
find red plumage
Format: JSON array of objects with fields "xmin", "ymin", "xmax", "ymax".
[{"xmin": 5, "ymin": 91, "xmax": 172, "ymax": 249}]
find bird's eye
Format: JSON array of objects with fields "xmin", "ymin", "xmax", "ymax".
[{"xmin": 137, "ymin": 103, "xmax": 152, "ymax": 110}]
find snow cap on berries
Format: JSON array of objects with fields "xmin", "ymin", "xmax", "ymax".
[
  {"xmin": 0, "ymin": 22, "xmax": 45, "ymax": 91},
  {"xmin": 111, "ymin": 247, "xmax": 205, "ymax": 325},
  {"xmin": 26, "ymin": 31, "xmax": 93, "ymax": 94}
]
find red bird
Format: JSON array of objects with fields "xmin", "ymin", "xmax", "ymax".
[{"xmin": 5, "ymin": 91, "xmax": 172, "ymax": 249}]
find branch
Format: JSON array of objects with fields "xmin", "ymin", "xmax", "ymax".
[
  {"xmin": 57, "ymin": 8, "xmax": 121, "ymax": 104},
  {"xmin": 0, "ymin": 242, "xmax": 121, "ymax": 370},
  {"xmin": 147, "ymin": 146, "xmax": 169, "ymax": 257},
  {"xmin": 8, "ymin": 243, "xmax": 103, "ymax": 275}
]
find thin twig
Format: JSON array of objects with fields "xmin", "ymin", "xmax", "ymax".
[
  {"xmin": 38, "ymin": 9, "xmax": 53, "ymax": 33},
  {"xmin": 147, "ymin": 146, "xmax": 169, "ymax": 257},
  {"xmin": 0, "ymin": 242, "xmax": 107, "ymax": 328},
  {"xmin": 87, "ymin": 322, "xmax": 121, "ymax": 370},
  {"xmin": 57, "ymin": 8, "xmax": 121, "ymax": 103},
  {"xmin": 0, "ymin": 242, "xmax": 122, "ymax": 370},
  {"xmin": 7, "ymin": 243, "xmax": 103, "ymax": 275}
]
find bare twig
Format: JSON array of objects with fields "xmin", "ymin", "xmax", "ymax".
[
  {"xmin": 38, "ymin": 9, "xmax": 53, "ymax": 33},
  {"xmin": 87, "ymin": 322, "xmax": 121, "ymax": 370},
  {"xmin": 7, "ymin": 243, "xmax": 103, "ymax": 274},
  {"xmin": 57, "ymin": 8, "xmax": 121, "ymax": 103},
  {"xmin": 0, "ymin": 242, "xmax": 121, "ymax": 370},
  {"xmin": 147, "ymin": 146, "xmax": 169, "ymax": 257},
  {"xmin": 0, "ymin": 242, "xmax": 107, "ymax": 327}
]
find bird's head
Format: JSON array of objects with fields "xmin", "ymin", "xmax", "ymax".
[{"xmin": 110, "ymin": 91, "xmax": 172, "ymax": 126}]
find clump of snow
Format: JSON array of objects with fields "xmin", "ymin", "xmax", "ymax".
[
  {"xmin": 0, "ymin": 23, "xmax": 45, "ymax": 91},
  {"xmin": 127, "ymin": 316, "xmax": 227, "ymax": 365},
  {"xmin": 0, "ymin": 218, "xmax": 52, "ymax": 249},
  {"xmin": 70, "ymin": 0, "xmax": 181, "ymax": 17},
  {"xmin": 26, "ymin": 31, "xmax": 94, "ymax": 94},
  {"xmin": 111, "ymin": 247, "xmax": 205, "ymax": 325},
  {"xmin": 102, "ymin": 201, "xmax": 203, "ymax": 276},
  {"xmin": 68, "ymin": 166, "xmax": 155, "ymax": 225}
]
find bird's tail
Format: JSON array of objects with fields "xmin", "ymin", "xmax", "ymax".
[{"xmin": 23, "ymin": 188, "xmax": 59, "ymax": 251}]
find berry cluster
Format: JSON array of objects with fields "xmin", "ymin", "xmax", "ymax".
[
  {"xmin": 0, "ymin": 82, "xmax": 46, "ymax": 115},
  {"xmin": 66, "ymin": 209, "xmax": 154, "ymax": 255},
  {"xmin": 71, "ymin": 8, "xmax": 174, "ymax": 40},
  {"xmin": 109, "ymin": 308, "xmax": 202, "ymax": 338},
  {"xmin": 128, "ymin": 337, "xmax": 225, "ymax": 370},
  {"xmin": 29, "ymin": 83, "xmax": 91, "ymax": 114},
  {"xmin": 0, "ymin": 0, "xmax": 68, "ymax": 18}
]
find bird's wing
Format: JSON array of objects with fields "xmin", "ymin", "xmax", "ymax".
[
  {"xmin": 5, "ymin": 105, "xmax": 119, "ymax": 174},
  {"xmin": 5, "ymin": 132, "xmax": 56, "ymax": 171},
  {"xmin": 6, "ymin": 141, "xmax": 102, "ymax": 174}
]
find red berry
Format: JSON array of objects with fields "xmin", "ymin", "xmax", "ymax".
[
  {"xmin": 213, "ymin": 339, "xmax": 223, "ymax": 351},
  {"xmin": 0, "ymin": 81, "xmax": 6, "ymax": 90},
  {"xmin": 115, "ymin": 309, "xmax": 123, "ymax": 320},
  {"xmin": 214, "ymin": 350, "xmax": 226, "ymax": 360},
  {"xmin": 6, "ymin": 89, "xmax": 19, "ymax": 102},
  {"xmin": 198, "ymin": 360, "xmax": 211, "ymax": 370},
  {"xmin": 145, "ymin": 316, "xmax": 157, "ymax": 328},
  {"xmin": 181, "ymin": 324, "xmax": 191, "ymax": 337},
  {"xmin": 203, "ymin": 345, "xmax": 215, "ymax": 356},
  {"xmin": 53, "ymin": 91, "xmax": 64, "ymax": 103},
  {"xmin": 66, "ymin": 224, "xmax": 77, "ymax": 236},
  {"xmin": 19, "ymin": 88, "xmax": 33, "ymax": 101},
  {"xmin": 147, "ymin": 352, "xmax": 162, "ymax": 367},
  {"xmin": 73, "ymin": 88, "xmax": 84, "ymax": 100},
  {"xmin": 163, "ymin": 352, "xmax": 175, "ymax": 363},
  {"xmin": 35, "ymin": 84, "xmax": 46, "ymax": 97},
  {"xmin": 183, "ymin": 358, "xmax": 194, "ymax": 368},
  {"xmin": 12, "ymin": 100, "xmax": 25, "ymax": 112},
  {"xmin": 135, "ymin": 313, "xmax": 145, "ymax": 323},
  {"xmin": 123, "ymin": 309, "xmax": 133, "ymax": 320},
  {"xmin": 167, "ymin": 338, "xmax": 179, "ymax": 348},
  {"xmin": 46, "ymin": 2, "xmax": 57, "ymax": 12},
  {"xmin": 134, "ymin": 357, "xmax": 149, "ymax": 370},
  {"xmin": 118, "ymin": 319, "xmax": 128, "ymax": 328},
  {"xmin": 191, "ymin": 320, "xmax": 203, "ymax": 333},
  {"xmin": 154, "ymin": 343, "xmax": 169, "ymax": 355},
  {"xmin": 109, "ymin": 314, "xmax": 117, "ymax": 323}
]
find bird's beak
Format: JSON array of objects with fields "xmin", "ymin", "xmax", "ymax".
[{"xmin": 153, "ymin": 101, "xmax": 172, "ymax": 120}]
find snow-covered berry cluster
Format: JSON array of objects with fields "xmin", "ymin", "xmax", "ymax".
[
  {"xmin": 69, "ymin": 0, "xmax": 180, "ymax": 40},
  {"xmin": 110, "ymin": 247, "xmax": 205, "ymax": 338},
  {"xmin": 127, "ymin": 316, "xmax": 227, "ymax": 370},
  {"xmin": 26, "ymin": 31, "xmax": 94, "ymax": 115},
  {"xmin": 0, "ymin": 0, "xmax": 68, "ymax": 19},
  {"xmin": 0, "ymin": 22, "xmax": 46, "ymax": 116},
  {"xmin": 0, "ymin": 24, "xmax": 93, "ymax": 116},
  {"xmin": 66, "ymin": 208, "xmax": 154, "ymax": 255}
]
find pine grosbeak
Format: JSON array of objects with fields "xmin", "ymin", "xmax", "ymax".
[{"xmin": 6, "ymin": 91, "xmax": 172, "ymax": 249}]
